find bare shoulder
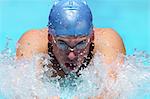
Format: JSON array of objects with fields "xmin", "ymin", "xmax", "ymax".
[
  {"xmin": 16, "ymin": 28, "xmax": 48, "ymax": 59},
  {"xmin": 94, "ymin": 28, "xmax": 123, "ymax": 42},
  {"xmin": 93, "ymin": 28, "xmax": 126, "ymax": 64}
]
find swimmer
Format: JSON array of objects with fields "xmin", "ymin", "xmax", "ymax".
[{"xmin": 16, "ymin": 0, "xmax": 126, "ymax": 98}]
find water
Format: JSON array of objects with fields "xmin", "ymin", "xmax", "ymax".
[
  {"xmin": 0, "ymin": 0, "xmax": 149, "ymax": 54},
  {"xmin": 0, "ymin": 47, "xmax": 150, "ymax": 99},
  {"xmin": 0, "ymin": 0, "xmax": 150, "ymax": 98}
]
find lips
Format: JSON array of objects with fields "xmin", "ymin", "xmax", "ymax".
[{"xmin": 65, "ymin": 63, "xmax": 77, "ymax": 70}]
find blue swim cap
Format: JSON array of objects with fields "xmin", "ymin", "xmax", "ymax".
[{"xmin": 48, "ymin": 0, "xmax": 93, "ymax": 37}]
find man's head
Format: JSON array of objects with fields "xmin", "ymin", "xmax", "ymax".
[{"xmin": 48, "ymin": 0, "xmax": 94, "ymax": 74}]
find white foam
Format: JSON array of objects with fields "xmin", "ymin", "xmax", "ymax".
[{"xmin": 0, "ymin": 48, "xmax": 150, "ymax": 99}]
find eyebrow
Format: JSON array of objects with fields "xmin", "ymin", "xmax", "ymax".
[
  {"xmin": 57, "ymin": 37, "xmax": 88, "ymax": 41},
  {"xmin": 57, "ymin": 39, "xmax": 88, "ymax": 47},
  {"xmin": 57, "ymin": 38, "xmax": 87, "ymax": 43},
  {"xmin": 57, "ymin": 39, "xmax": 68, "ymax": 44},
  {"xmin": 57, "ymin": 39, "xmax": 65, "ymax": 42},
  {"xmin": 77, "ymin": 39, "xmax": 87, "ymax": 44},
  {"xmin": 56, "ymin": 35, "xmax": 88, "ymax": 39}
]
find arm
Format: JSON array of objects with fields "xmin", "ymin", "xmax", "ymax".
[
  {"xmin": 16, "ymin": 29, "xmax": 48, "ymax": 59},
  {"xmin": 16, "ymin": 29, "xmax": 49, "ymax": 76},
  {"xmin": 97, "ymin": 28, "xmax": 126, "ymax": 79},
  {"xmin": 94, "ymin": 28, "xmax": 126, "ymax": 98},
  {"xmin": 94, "ymin": 28, "xmax": 126, "ymax": 65}
]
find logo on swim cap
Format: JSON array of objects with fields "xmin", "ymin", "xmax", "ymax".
[{"xmin": 48, "ymin": 0, "xmax": 93, "ymax": 37}]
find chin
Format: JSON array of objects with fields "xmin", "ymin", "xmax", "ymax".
[{"xmin": 61, "ymin": 62, "xmax": 80, "ymax": 74}]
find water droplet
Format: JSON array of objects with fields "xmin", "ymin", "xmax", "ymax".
[
  {"xmin": 57, "ymin": 13, "xmax": 60, "ymax": 16},
  {"xmin": 80, "ymin": 53, "xmax": 83, "ymax": 55},
  {"xmin": 69, "ymin": 0, "xmax": 73, "ymax": 6},
  {"xmin": 81, "ymin": 0, "xmax": 87, "ymax": 5},
  {"xmin": 53, "ymin": 0, "xmax": 61, "ymax": 5}
]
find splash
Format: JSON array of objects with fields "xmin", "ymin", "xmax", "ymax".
[{"xmin": 0, "ymin": 48, "xmax": 150, "ymax": 99}]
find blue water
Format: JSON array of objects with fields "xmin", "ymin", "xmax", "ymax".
[
  {"xmin": 0, "ymin": 0, "xmax": 150, "ymax": 98},
  {"xmin": 0, "ymin": 0, "xmax": 150, "ymax": 54}
]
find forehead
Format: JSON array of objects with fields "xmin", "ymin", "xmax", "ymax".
[{"xmin": 54, "ymin": 35, "xmax": 89, "ymax": 41}]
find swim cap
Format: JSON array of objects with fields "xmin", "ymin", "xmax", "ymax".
[{"xmin": 48, "ymin": 0, "xmax": 93, "ymax": 37}]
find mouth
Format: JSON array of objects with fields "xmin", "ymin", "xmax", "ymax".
[{"xmin": 65, "ymin": 63, "xmax": 77, "ymax": 70}]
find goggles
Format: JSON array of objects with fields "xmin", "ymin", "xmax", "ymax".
[{"xmin": 52, "ymin": 36, "xmax": 90, "ymax": 51}]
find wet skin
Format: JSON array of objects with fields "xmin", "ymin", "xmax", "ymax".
[
  {"xmin": 16, "ymin": 28, "xmax": 126, "ymax": 79},
  {"xmin": 51, "ymin": 34, "xmax": 93, "ymax": 73},
  {"xmin": 16, "ymin": 28, "xmax": 125, "ymax": 64},
  {"xmin": 16, "ymin": 28, "xmax": 126, "ymax": 98}
]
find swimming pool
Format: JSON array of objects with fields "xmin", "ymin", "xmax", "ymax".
[
  {"xmin": 0, "ymin": 0, "xmax": 149, "ymax": 54},
  {"xmin": 0, "ymin": 0, "xmax": 150, "ymax": 98}
]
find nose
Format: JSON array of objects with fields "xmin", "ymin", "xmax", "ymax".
[{"xmin": 68, "ymin": 52, "xmax": 76, "ymax": 60}]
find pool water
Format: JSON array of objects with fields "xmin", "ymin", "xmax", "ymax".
[
  {"xmin": 0, "ymin": 0, "xmax": 150, "ymax": 99},
  {"xmin": 0, "ymin": 0, "xmax": 149, "ymax": 53},
  {"xmin": 0, "ymin": 50, "xmax": 150, "ymax": 99}
]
